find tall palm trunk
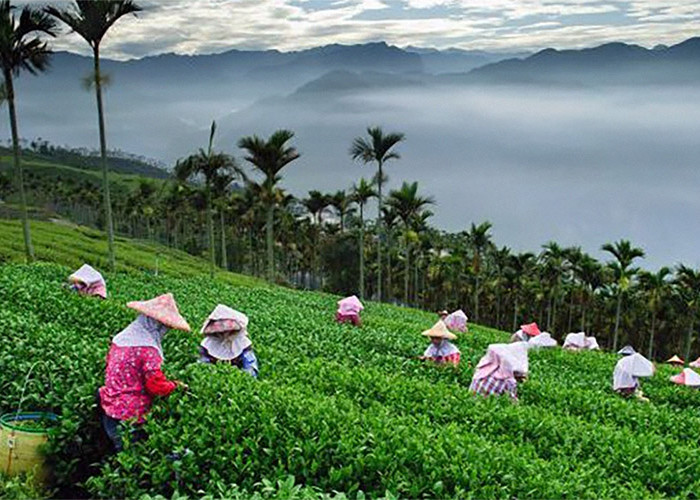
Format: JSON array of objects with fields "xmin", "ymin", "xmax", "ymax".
[
  {"xmin": 205, "ymin": 189, "xmax": 215, "ymax": 278},
  {"xmin": 4, "ymin": 72, "xmax": 33, "ymax": 262},
  {"xmin": 612, "ymin": 292, "xmax": 622, "ymax": 351},
  {"xmin": 684, "ymin": 315, "xmax": 695, "ymax": 364},
  {"xmin": 648, "ymin": 308, "xmax": 657, "ymax": 360},
  {"xmin": 386, "ymin": 228, "xmax": 392, "ymax": 301},
  {"xmin": 93, "ymin": 45, "xmax": 115, "ymax": 270},
  {"xmin": 567, "ymin": 291, "xmax": 575, "ymax": 332},
  {"xmin": 376, "ymin": 160, "xmax": 383, "ymax": 301},
  {"xmin": 512, "ymin": 296, "xmax": 519, "ymax": 331},
  {"xmin": 474, "ymin": 273, "xmax": 480, "ymax": 322},
  {"xmin": 220, "ymin": 209, "xmax": 227, "ymax": 270},
  {"xmin": 403, "ymin": 241, "xmax": 410, "ymax": 305},
  {"xmin": 359, "ymin": 203, "xmax": 365, "ymax": 299},
  {"xmin": 266, "ymin": 201, "xmax": 274, "ymax": 281}
]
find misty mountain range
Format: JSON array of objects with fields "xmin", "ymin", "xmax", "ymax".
[{"xmin": 5, "ymin": 38, "xmax": 700, "ymax": 268}]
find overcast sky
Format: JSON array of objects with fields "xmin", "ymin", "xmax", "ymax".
[{"xmin": 31, "ymin": 0, "xmax": 700, "ymax": 60}]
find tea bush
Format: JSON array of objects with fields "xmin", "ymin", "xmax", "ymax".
[{"xmin": 1, "ymin": 262, "xmax": 699, "ymax": 498}]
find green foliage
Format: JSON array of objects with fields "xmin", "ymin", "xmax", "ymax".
[
  {"xmin": 1, "ymin": 259, "xmax": 700, "ymax": 498},
  {"xmin": 0, "ymin": 471, "xmax": 47, "ymax": 500}
]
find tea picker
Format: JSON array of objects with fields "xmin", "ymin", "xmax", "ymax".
[
  {"xmin": 613, "ymin": 353, "xmax": 654, "ymax": 402},
  {"xmin": 97, "ymin": 293, "xmax": 191, "ymax": 452},
  {"xmin": 199, "ymin": 305, "xmax": 259, "ymax": 378},
  {"xmin": 67, "ymin": 264, "xmax": 107, "ymax": 299},
  {"xmin": 336, "ymin": 295, "xmax": 364, "ymax": 326},
  {"xmin": 470, "ymin": 343, "xmax": 529, "ymax": 401},
  {"xmin": 419, "ymin": 321, "xmax": 461, "ymax": 366}
]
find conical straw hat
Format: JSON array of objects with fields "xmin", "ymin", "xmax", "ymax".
[
  {"xmin": 421, "ymin": 320, "xmax": 456, "ymax": 340},
  {"xmin": 619, "ymin": 353, "xmax": 655, "ymax": 378},
  {"xmin": 667, "ymin": 355, "xmax": 684, "ymax": 365},
  {"xmin": 127, "ymin": 293, "xmax": 191, "ymax": 332},
  {"xmin": 690, "ymin": 357, "xmax": 700, "ymax": 369}
]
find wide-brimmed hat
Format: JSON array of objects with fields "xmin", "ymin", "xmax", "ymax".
[
  {"xmin": 617, "ymin": 345, "xmax": 636, "ymax": 356},
  {"xmin": 127, "ymin": 293, "xmax": 191, "ymax": 332},
  {"xmin": 200, "ymin": 304, "xmax": 249, "ymax": 335},
  {"xmin": 422, "ymin": 320, "xmax": 456, "ymax": 340},
  {"xmin": 438, "ymin": 310, "xmax": 449, "ymax": 316},
  {"xmin": 667, "ymin": 355, "xmax": 684, "ymax": 365},
  {"xmin": 69, "ymin": 263, "xmax": 103, "ymax": 286},
  {"xmin": 670, "ymin": 368, "xmax": 700, "ymax": 387},
  {"xmin": 338, "ymin": 295, "xmax": 364, "ymax": 314}
]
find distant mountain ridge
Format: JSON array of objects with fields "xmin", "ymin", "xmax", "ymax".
[{"xmin": 465, "ymin": 37, "xmax": 700, "ymax": 84}]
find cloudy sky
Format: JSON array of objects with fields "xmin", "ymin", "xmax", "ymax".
[{"xmin": 33, "ymin": 0, "xmax": 700, "ymax": 59}]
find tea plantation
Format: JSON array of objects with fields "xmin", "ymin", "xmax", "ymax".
[{"xmin": 1, "ymin": 224, "xmax": 700, "ymax": 498}]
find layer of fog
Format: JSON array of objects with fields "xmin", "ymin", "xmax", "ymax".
[{"xmin": 5, "ymin": 81, "xmax": 700, "ymax": 269}]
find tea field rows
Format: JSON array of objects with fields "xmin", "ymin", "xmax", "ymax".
[{"xmin": 1, "ymin": 259, "xmax": 700, "ymax": 498}]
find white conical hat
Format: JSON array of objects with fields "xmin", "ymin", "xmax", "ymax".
[
  {"xmin": 529, "ymin": 332, "xmax": 557, "ymax": 348},
  {"xmin": 670, "ymin": 368, "xmax": 700, "ymax": 387},
  {"xmin": 563, "ymin": 332, "xmax": 586, "ymax": 348},
  {"xmin": 618, "ymin": 353, "xmax": 655, "ymax": 378},
  {"xmin": 69, "ymin": 264, "xmax": 104, "ymax": 286}
]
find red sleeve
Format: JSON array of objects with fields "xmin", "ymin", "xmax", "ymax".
[
  {"xmin": 141, "ymin": 347, "xmax": 177, "ymax": 397},
  {"xmin": 445, "ymin": 352, "xmax": 461, "ymax": 366},
  {"xmin": 145, "ymin": 370, "xmax": 177, "ymax": 397}
]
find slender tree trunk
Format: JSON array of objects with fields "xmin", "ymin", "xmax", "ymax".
[
  {"xmin": 376, "ymin": 160, "xmax": 383, "ymax": 301},
  {"xmin": 205, "ymin": 189, "xmax": 215, "ymax": 278},
  {"xmin": 495, "ymin": 284, "xmax": 502, "ymax": 330},
  {"xmin": 551, "ymin": 287, "xmax": 559, "ymax": 332},
  {"xmin": 359, "ymin": 203, "xmax": 365, "ymax": 299},
  {"xmin": 5, "ymin": 72, "xmax": 33, "ymax": 262},
  {"xmin": 93, "ymin": 45, "xmax": 116, "ymax": 270},
  {"xmin": 404, "ymin": 241, "xmax": 410, "ymax": 306},
  {"xmin": 567, "ymin": 290, "xmax": 575, "ymax": 332},
  {"xmin": 266, "ymin": 201, "xmax": 274, "ymax": 281},
  {"xmin": 386, "ymin": 228, "xmax": 392, "ymax": 301},
  {"xmin": 546, "ymin": 295, "xmax": 552, "ymax": 330},
  {"xmin": 474, "ymin": 271, "xmax": 480, "ymax": 322},
  {"xmin": 648, "ymin": 309, "xmax": 657, "ymax": 360},
  {"xmin": 220, "ymin": 209, "xmax": 228, "ymax": 270},
  {"xmin": 512, "ymin": 297, "xmax": 519, "ymax": 332},
  {"xmin": 613, "ymin": 291, "xmax": 622, "ymax": 351},
  {"xmin": 684, "ymin": 315, "xmax": 695, "ymax": 364}
]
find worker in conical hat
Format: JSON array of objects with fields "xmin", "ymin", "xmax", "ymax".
[
  {"xmin": 419, "ymin": 321, "xmax": 460, "ymax": 366},
  {"xmin": 199, "ymin": 304, "xmax": 259, "ymax": 378},
  {"xmin": 97, "ymin": 293, "xmax": 191, "ymax": 451}
]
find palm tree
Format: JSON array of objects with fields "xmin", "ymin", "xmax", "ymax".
[
  {"xmin": 0, "ymin": 1, "xmax": 57, "ymax": 261},
  {"xmin": 639, "ymin": 267, "xmax": 671, "ymax": 359},
  {"xmin": 302, "ymin": 190, "xmax": 331, "ymax": 287},
  {"xmin": 350, "ymin": 126, "xmax": 405, "ymax": 301},
  {"xmin": 540, "ymin": 241, "xmax": 567, "ymax": 331},
  {"xmin": 351, "ymin": 178, "xmax": 377, "ymax": 299},
  {"xmin": 387, "ymin": 181, "xmax": 434, "ymax": 305},
  {"xmin": 175, "ymin": 122, "xmax": 243, "ymax": 278},
  {"xmin": 675, "ymin": 265, "xmax": 700, "ymax": 363},
  {"xmin": 507, "ymin": 252, "xmax": 536, "ymax": 331},
  {"xmin": 329, "ymin": 190, "xmax": 354, "ymax": 232},
  {"xmin": 466, "ymin": 221, "xmax": 493, "ymax": 322},
  {"xmin": 47, "ymin": 0, "xmax": 142, "ymax": 270},
  {"xmin": 238, "ymin": 130, "xmax": 300, "ymax": 282},
  {"xmin": 602, "ymin": 240, "xmax": 645, "ymax": 351},
  {"xmin": 576, "ymin": 254, "xmax": 603, "ymax": 332}
]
